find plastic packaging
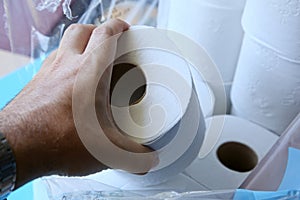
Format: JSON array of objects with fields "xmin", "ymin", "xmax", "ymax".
[
  {"xmin": 39, "ymin": 175, "xmax": 236, "ymax": 200},
  {"xmin": 56, "ymin": 190, "xmax": 236, "ymax": 200},
  {"xmin": 240, "ymin": 113, "xmax": 300, "ymax": 191},
  {"xmin": 34, "ymin": 174, "xmax": 300, "ymax": 200},
  {"xmin": 94, "ymin": 0, "xmax": 158, "ymax": 26},
  {"xmin": 0, "ymin": 0, "xmax": 158, "ymax": 73}
]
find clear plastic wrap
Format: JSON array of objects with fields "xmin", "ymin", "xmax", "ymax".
[
  {"xmin": 241, "ymin": 113, "xmax": 300, "ymax": 191},
  {"xmin": 56, "ymin": 190, "xmax": 237, "ymax": 200},
  {"xmin": 1, "ymin": 0, "xmax": 158, "ymax": 55},
  {"xmin": 40, "ymin": 175, "xmax": 236, "ymax": 200},
  {"xmin": 57, "ymin": 190, "xmax": 300, "ymax": 200},
  {"xmin": 0, "ymin": 0, "xmax": 158, "ymax": 77},
  {"xmin": 34, "ymin": 174, "xmax": 300, "ymax": 200}
]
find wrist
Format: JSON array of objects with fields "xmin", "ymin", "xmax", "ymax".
[{"xmin": 0, "ymin": 104, "xmax": 62, "ymax": 188}]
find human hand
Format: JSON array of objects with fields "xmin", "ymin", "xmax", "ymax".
[{"xmin": 0, "ymin": 19, "xmax": 157, "ymax": 188}]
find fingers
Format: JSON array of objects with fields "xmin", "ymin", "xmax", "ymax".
[
  {"xmin": 94, "ymin": 101, "xmax": 159, "ymax": 173},
  {"xmin": 78, "ymin": 19, "xmax": 130, "ymax": 99},
  {"xmin": 57, "ymin": 20, "xmax": 128, "ymax": 56},
  {"xmin": 108, "ymin": 128, "xmax": 159, "ymax": 174},
  {"xmin": 58, "ymin": 24, "xmax": 96, "ymax": 55},
  {"xmin": 84, "ymin": 19, "xmax": 129, "ymax": 54},
  {"xmin": 93, "ymin": 127, "xmax": 159, "ymax": 174}
]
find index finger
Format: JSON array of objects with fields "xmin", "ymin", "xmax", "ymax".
[{"xmin": 84, "ymin": 19, "xmax": 130, "ymax": 54}]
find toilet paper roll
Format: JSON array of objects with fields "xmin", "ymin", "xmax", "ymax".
[
  {"xmin": 111, "ymin": 50, "xmax": 194, "ymax": 144},
  {"xmin": 209, "ymin": 81, "xmax": 232, "ymax": 115},
  {"xmin": 110, "ymin": 26, "xmax": 206, "ymax": 186},
  {"xmin": 85, "ymin": 170, "xmax": 208, "ymax": 192},
  {"xmin": 190, "ymin": 66, "xmax": 215, "ymax": 118},
  {"xmin": 242, "ymin": 0, "xmax": 300, "ymax": 62},
  {"xmin": 231, "ymin": 35, "xmax": 300, "ymax": 135},
  {"xmin": 184, "ymin": 115, "xmax": 278, "ymax": 190},
  {"xmin": 157, "ymin": 0, "xmax": 246, "ymax": 83},
  {"xmin": 224, "ymin": 82, "xmax": 232, "ymax": 114}
]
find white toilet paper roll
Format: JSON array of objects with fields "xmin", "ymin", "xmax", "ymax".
[
  {"xmin": 242, "ymin": 0, "xmax": 300, "ymax": 62},
  {"xmin": 231, "ymin": 35, "xmax": 300, "ymax": 135},
  {"xmin": 184, "ymin": 115, "xmax": 278, "ymax": 190},
  {"xmin": 111, "ymin": 50, "xmax": 193, "ymax": 143},
  {"xmin": 86, "ymin": 170, "xmax": 208, "ymax": 192},
  {"xmin": 224, "ymin": 82, "xmax": 232, "ymax": 113},
  {"xmin": 157, "ymin": 0, "xmax": 246, "ymax": 83},
  {"xmin": 110, "ymin": 26, "xmax": 206, "ymax": 186},
  {"xmin": 190, "ymin": 66, "xmax": 215, "ymax": 118},
  {"xmin": 209, "ymin": 81, "xmax": 232, "ymax": 115}
]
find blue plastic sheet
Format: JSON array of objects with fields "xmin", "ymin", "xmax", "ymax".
[
  {"xmin": 234, "ymin": 147, "xmax": 300, "ymax": 200},
  {"xmin": 0, "ymin": 58, "xmax": 43, "ymax": 109},
  {"xmin": 279, "ymin": 148, "xmax": 300, "ymax": 191},
  {"xmin": 234, "ymin": 189, "xmax": 300, "ymax": 200}
]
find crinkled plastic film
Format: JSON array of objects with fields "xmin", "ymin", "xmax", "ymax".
[
  {"xmin": 41, "ymin": 175, "xmax": 300, "ymax": 200},
  {"xmin": 0, "ymin": 0, "xmax": 158, "ymax": 80},
  {"xmin": 1, "ymin": 0, "xmax": 88, "ymax": 82},
  {"xmin": 42, "ymin": 176, "xmax": 236, "ymax": 200},
  {"xmin": 58, "ymin": 190, "xmax": 237, "ymax": 200}
]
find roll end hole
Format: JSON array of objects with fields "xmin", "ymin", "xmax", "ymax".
[
  {"xmin": 217, "ymin": 142, "xmax": 258, "ymax": 173},
  {"xmin": 110, "ymin": 63, "xmax": 147, "ymax": 107}
]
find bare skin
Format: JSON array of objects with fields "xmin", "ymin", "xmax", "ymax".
[{"xmin": 0, "ymin": 19, "xmax": 157, "ymax": 189}]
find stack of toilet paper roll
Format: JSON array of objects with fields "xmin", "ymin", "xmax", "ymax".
[
  {"xmin": 231, "ymin": 0, "xmax": 300, "ymax": 135},
  {"xmin": 184, "ymin": 115, "xmax": 278, "ymax": 190},
  {"xmin": 157, "ymin": 0, "xmax": 247, "ymax": 114}
]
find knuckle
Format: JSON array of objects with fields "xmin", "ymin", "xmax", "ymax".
[
  {"xmin": 112, "ymin": 18, "xmax": 124, "ymax": 24},
  {"xmin": 93, "ymin": 25, "xmax": 114, "ymax": 37},
  {"xmin": 66, "ymin": 24, "xmax": 95, "ymax": 34},
  {"xmin": 67, "ymin": 23, "xmax": 85, "ymax": 31}
]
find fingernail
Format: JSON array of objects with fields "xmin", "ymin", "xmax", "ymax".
[{"xmin": 151, "ymin": 152, "xmax": 159, "ymax": 169}]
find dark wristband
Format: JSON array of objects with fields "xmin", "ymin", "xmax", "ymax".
[{"xmin": 0, "ymin": 132, "xmax": 16, "ymax": 200}]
